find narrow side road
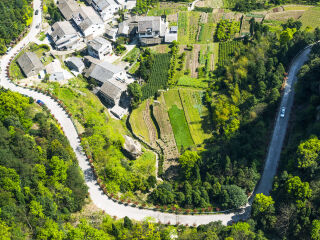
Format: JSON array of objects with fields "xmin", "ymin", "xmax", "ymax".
[{"xmin": 0, "ymin": 0, "xmax": 313, "ymax": 226}]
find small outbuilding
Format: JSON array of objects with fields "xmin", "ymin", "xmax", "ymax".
[{"xmin": 17, "ymin": 52, "xmax": 44, "ymax": 77}]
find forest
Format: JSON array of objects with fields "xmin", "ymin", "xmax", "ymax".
[
  {"xmin": 251, "ymin": 41, "xmax": 320, "ymax": 240},
  {"xmin": 0, "ymin": 89, "xmax": 270, "ymax": 240},
  {"xmin": 0, "ymin": 0, "xmax": 32, "ymax": 54}
]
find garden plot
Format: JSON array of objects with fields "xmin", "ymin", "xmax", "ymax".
[
  {"xmin": 152, "ymin": 94, "xmax": 180, "ymax": 164},
  {"xmin": 179, "ymin": 89, "xmax": 211, "ymax": 145},
  {"xmin": 163, "ymin": 90, "xmax": 194, "ymax": 150},
  {"xmin": 186, "ymin": 44, "xmax": 201, "ymax": 78}
]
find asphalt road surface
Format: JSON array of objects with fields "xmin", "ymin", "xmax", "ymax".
[{"xmin": 0, "ymin": 0, "xmax": 313, "ymax": 225}]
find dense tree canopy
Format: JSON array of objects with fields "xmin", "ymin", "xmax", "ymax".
[{"xmin": 0, "ymin": 0, "xmax": 32, "ymax": 54}]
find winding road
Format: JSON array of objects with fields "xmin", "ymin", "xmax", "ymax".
[{"xmin": 0, "ymin": 0, "xmax": 313, "ymax": 226}]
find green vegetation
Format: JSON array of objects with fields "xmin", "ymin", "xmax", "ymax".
[
  {"xmin": 177, "ymin": 75, "xmax": 209, "ymax": 88},
  {"xmin": 0, "ymin": 89, "xmax": 88, "ymax": 238},
  {"xmin": 215, "ymin": 19, "xmax": 240, "ymax": 41},
  {"xmin": 218, "ymin": 40, "xmax": 240, "ymax": 67},
  {"xmin": 147, "ymin": 2, "xmax": 188, "ymax": 16},
  {"xmin": 45, "ymin": 0, "xmax": 64, "ymax": 25},
  {"xmin": 300, "ymin": 7, "xmax": 320, "ymax": 30},
  {"xmin": 39, "ymin": 76, "xmax": 156, "ymax": 200},
  {"xmin": 9, "ymin": 43, "xmax": 52, "ymax": 79},
  {"xmin": 39, "ymin": 32, "xmax": 46, "ymax": 41},
  {"xmin": 167, "ymin": 102, "xmax": 194, "ymax": 150},
  {"xmin": 179, "ymin": 89, "xmax": 211, "ymax": 145},
  {"xmin": 0, "ymin": 0, "xmax": 32, "ymax": 54},
  {"xmin": 178, "ymin": 12, "xmax": 189, "ymax": 44},
  {"xmin": 123, "ymin": 47, "xmax": 140, "ymax": 63},
  {"xmin": 130, "ymin": 100, "xmax": 151, "ymax": 142},
  {"xmin": 140, "ymin": 52, "xmax": 171, "ymax": 99},
  {"xmin": 133, "ymin": 0, "xmax": 158, "ymax": 14}
]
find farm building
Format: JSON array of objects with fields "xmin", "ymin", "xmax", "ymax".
[{"xmin": 17, "ymin": 52, "xmax": 44, "ymax": 77}]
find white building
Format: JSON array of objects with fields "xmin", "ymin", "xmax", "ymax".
[
  {"xmin": 72, "ymin": 6, "xmax": 105, "ymax": 38},
  {"xmin": 87, "ymin": 37, "xmax": 112, "ymax": 60},
  {"xmin": 86, "ymin": 0, "xmax": 120, "ymax": 22},
  {"xmin": 50, "ymin": 21, "xmax": 80, "ymax": 50}
]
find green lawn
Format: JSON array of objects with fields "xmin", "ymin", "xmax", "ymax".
[
  {"xmin": 168, "ymin": 104, "xmax": 194, "ymax": 150},
  {"xmin": 300, "ymin": 7, "xmax": 320, "ymax": 29},
  {"xmin": 129, "ymin": 62, "xmax": 140, "ymax": 75}
]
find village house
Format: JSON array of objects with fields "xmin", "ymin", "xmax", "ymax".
[
  {"xmin": 72, "ymin": 6, "xmax": 105, "ymax": 39},
  {"xmin": 86, "ymin": 0, "xmax": 120, "ymax": 22},
  {"xmin": 57, "ymin": 0, "xmax": 80, "ymax": 20},
  {"xmin": 17, "ymin": 52, "xmax": 44, "ymax": 77},
  {"xmin": 86, "ymin": 61, "xmax": 127, "ymax": 85},
  {"xmin": 50, "ymin": 21, "xmax": 80, "ymax": 50},
  {"xmin": 118, "ymin": 16, "xmax": 168, "ymax": 45},
  {"xmin": 65, "ymin": 57, "xmax": 85, "ymax": 73},
  {"xmin": 99, "ymin": 78, "xmax": 127, "ymax": 106},
  {"xmin": 87, "ymin": 37, "xmax": 113, "ymax": 60}
]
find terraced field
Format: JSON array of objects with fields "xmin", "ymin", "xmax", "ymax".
[{"xmin": 179, "ymin": 89, "xmax": 212, "ymax": 145}]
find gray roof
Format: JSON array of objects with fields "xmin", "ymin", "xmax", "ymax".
[
  {"xmin": 49, "ymin": 72, "xmax": 64, "ymax": 81},
  {"xmin": 88, "ymin": 37, "xmax": 111, "ymax": 51},
  {"xmin": 57, "ymin": 0, "xmax": 80, "ymax": 20},
  {"xmin": 66, "ymin": 57, "xmax": 84, "ymax": 68},
  {"xmin": 17, "ymin": 52, "xmax": 43, "ymax": 76},
  {"xmin": 137, "ymin": 16, "xmax": 161, "ymax": 33},
  {"xmin": 73, "ymin": 6, "xmax": 103, "ymax": 32},
  {"xmin": 100, "ymin": 78, "xmax": 126, "ymax": 100},
  {"xmin": 88, "ymin": 61, "xmax": 123, "ymax": 83},
  {"xmin": 92, "ymin": 0, "xmax": 110, "ymax": 10},
  {"xmin": 51, "ymin": 21, "xmax": 77, "ymax": 41}
]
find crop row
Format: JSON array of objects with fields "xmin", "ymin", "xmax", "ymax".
[
  {"xmin": 142, "ymin": 53, "xmax": 171, "ymax": 99},
  {"xmin": 218, "ymin": 40, "xmax": 240, "ymax": 67}
]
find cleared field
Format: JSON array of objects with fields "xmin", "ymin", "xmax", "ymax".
[
  {"xmin": 148, "ymin": 2, "xmax": 187, "ymax": 16},
  {"xmin": 195, "ymin": 0, "xmax": 223, "ymax": 8},
  {"xmin": 130, "ymin": 100, "xmax": 150, "ymax": 142},
  {"xmin": 300, "ymin": 7, "xmax": 320, "ymax": 29},
  {"xmin": 179, "ymin": 89, "xmax": 211, "ymax": 145},
  {"xmin": 283, "ymin": 5, "xmax": 312, "ymax": 11},
  {"xmin": 163, "ymin": 90, "xmax": 194, "ymax": 150}
]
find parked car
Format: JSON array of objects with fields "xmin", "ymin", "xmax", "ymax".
[
  {"xmin": 280, "ymin": 107, "xmax": 286, "ymax": 118},
  {"xmin": 35, "ymin": 10, "xmax": 39, "ymax": 15},
  {"xmin": 36, "ymin": 100, "xmax": 44, "ymax": 106}
]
